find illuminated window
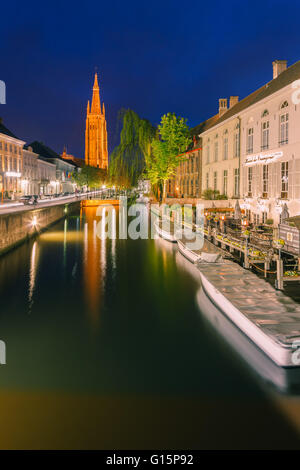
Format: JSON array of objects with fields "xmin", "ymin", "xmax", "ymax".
[
  {"xmin": 279, "ymin": 113, "xmax": 288, "ymax": 145},
  {"xmin": 247, "ymin": 128, "xmax": 254, "ymax": 154},
  {"xmin": 263, "ymin": 164, "xmax": 268, "ymax": 198},
  {"xmin": 281, "ymin": 162, "xmax": 288, "ymax": 199},
  {"xmin": 261, "ymin": 121, "xmax": 269, "ymax": 150},
  {"xmin": 248, "ymin": 167, "xmax": 253, "ymax": 197}
]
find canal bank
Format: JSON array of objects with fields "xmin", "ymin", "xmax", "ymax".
[{"xmin": 0, "ymin": 201, "xmax": 81, "ymax": 256}]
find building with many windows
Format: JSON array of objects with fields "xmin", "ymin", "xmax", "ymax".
[
  {"xmin": 239, "ymin": 60, "xmax": 300, "ymax": 225},
  {"xmin": 22, "ymin": 146, "xmax": 39, "ymax": 195},
  {"xmin": 0, "ymin": 119, "xmax": 25, "ymax": 199},
  {"xmin": 198, "ymin": 96, "xmax": 241, "ymax": 200},
  {"xmin": 29, "ymin": 141, "xmax": 77, "ymax": 194},
  {"xmin": 167, "ymin": 136, "xmax": 202, "ymax": 198}
]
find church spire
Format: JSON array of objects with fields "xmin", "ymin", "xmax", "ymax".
[
  {"xmin": 102, "ymin": 102, "xmax": 105, "ymax": 116},
  {"xmin": 91, "ymin": 73, "xmax": 101, "ymax": 113},
  {"xmin": 87, "ymin": 100, "xmax": 90, "ymax": 114}
]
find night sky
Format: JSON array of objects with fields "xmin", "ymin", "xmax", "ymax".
[{"xmin": 1, "ymin": 0, "xmax": 300, "ymax": 158}]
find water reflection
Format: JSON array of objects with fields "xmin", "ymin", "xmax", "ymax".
[
  {"xmin": 0, "ymin": 204, "xmax": 300, "ymax": 448},
  {"xmin": 28, "ymin": 241, "xmax": 39, "ymax": 312}
]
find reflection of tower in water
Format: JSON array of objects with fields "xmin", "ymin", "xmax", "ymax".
[{"xmin": 82, "ymin": 206, "xmax": 117, "ymax": 326}]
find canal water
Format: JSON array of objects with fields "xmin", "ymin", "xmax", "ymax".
[{"xmin": 0, "ymin": 205, "xmax": 300, "ymax": 449}]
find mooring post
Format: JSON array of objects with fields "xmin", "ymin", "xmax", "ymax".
[
  {"xmin": 244, "ymin": 236, "xmax": 250, "ymax": 269},
  {"xmin": 276, "ymin": 249, "xmax": 284, "ymax": 290}
]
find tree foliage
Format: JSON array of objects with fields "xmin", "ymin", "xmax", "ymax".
[
  {"xmin": 145, "ymin": 113, "xmax": 190, "ymax": 200},
  {"xmin": 109, "ymin": 109, "xmax": 156, "ymax": 188},
  {"xmin": 72, "ymin": 165, "xmax": 107, "ymax": 189}
]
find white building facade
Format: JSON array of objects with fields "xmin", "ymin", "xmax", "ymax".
[
  {"xmin": 240, "ymin": 60, "xmax": 300, "ymax": 225},
  {"xmin": 37, "ymin": 159, "xmax": 57, "ymax": 195},
  {"xmin": 22, "ymin": 146, "xmax": 39, "ymax": 195}
]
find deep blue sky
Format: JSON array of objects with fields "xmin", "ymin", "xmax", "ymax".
[{"xmin": 1, "ymin": 0, "xmax": 300, "ymax": 158}]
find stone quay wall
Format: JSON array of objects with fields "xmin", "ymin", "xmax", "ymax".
[{"xmin": 0, "ymin": 201, "xmax": 80, "ymax": 256}]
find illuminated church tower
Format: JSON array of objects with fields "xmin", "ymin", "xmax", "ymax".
[{"xmin": 85, "ymin": 73, "xmax": 108, "ymax": 168}]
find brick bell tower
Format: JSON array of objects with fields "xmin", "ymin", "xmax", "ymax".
[{"xmin": 85, "ymin": 73, "xmax": 108, "ymax": 169}]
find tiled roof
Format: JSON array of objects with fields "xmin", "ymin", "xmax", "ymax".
[
  {"xmin": 28, "ymin": 141, "xmax": 61, "ymax": 159},
  {"xmin": 193, "ymin": 59, "xmax": 300, "ymax": 135},
  {"xmin": 0, "ymin": 121, "xmax": 18, "ymax": 139}
]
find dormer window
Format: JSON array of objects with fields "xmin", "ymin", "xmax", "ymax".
[{"xmin": 280, "ymin": 100, "xmax": 289, "ymax": 109}]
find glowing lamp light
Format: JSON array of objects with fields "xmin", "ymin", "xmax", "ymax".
[
  {"xmin": 32, "ymin": 216, "xmax": 37, "ymax": 228},
  {"xmin": 220, "ymin": 215, "xmax": 226, "ymax": 221},
  {"xmin": 102, "ymin": 185, "xmax": 106, "ymax": 189}
]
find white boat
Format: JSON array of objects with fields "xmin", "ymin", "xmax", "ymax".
[
  {"xmin": 198, "ymin": 269, "xmax": 299, "ymax": 367},
  {"xmin": 154, "ymin": 220, "xmax": 177, "ymax": 243},
  {"xmin": 197, "ymin": 287, "xmax": 300, "ymax": 393},
  {"xmin": 177, "ymin": 239, "xmax": 201, "ymax": 263}
]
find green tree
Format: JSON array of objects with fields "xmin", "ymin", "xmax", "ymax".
[
  {"xmin": 109, "ymin": 109, "xmax": 156, "ymax": 188},
  {"xmin": 146, "ymin": 113, "xmax": 190, "ymax": 201},
  {"xmin": 72, "ymin": 166, "xmax": 106, "ymax": 189}
]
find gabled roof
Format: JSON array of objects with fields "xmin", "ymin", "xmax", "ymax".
[
  {"xmin": 28, "ymin": 141, "xmax": 61, "ymax": 159},
  {"xmin": 0, "ymin": 121, "xmax": 19, "ymax": 139},
  {"xmin": 193, "ymin": 59, "xmax": 300, "ymax": 135}
]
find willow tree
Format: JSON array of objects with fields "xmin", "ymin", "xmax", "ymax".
[
  {"xmin": 146, "ymin": 113, "xmax": 190, "ymax": 201},
  {"xmin": 109, "ymin": 109, "xmax": 156, "ymax": 188}
]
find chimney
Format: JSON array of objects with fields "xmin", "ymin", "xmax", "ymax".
[
  {"xmin": 219, "ymin": 98, "xmax": 228, "ymax": 117},
  {"xmin": 272, "ymin": 60, "xmax": 287, "ymax": 79},
  {"xmin": 229, "ymin": 96, "xmax": 239, "ymax": 108}
]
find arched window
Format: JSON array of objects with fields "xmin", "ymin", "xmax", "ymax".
[{"xmin": 280, "ymin": 100, "xmax": 289, "ymax": 109}]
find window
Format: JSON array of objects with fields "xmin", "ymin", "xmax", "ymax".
[
  {"xmin": 206, "ymin": 173, "xmax": 209, "ymax": 189},
  {"xmin": 214, "ymin": 140, "xmax": 218, "ymax": 162},
  {"xmin": 262, "ymin": 212, "xmax": 267, "ymax": 224},
  {"xmin": 281, "ymin": 162, "xmax": 288, "ymax": 199},
  {"xmin": 223, "ymin": 170, "xmax": 228, "ymax": 195},
  {"xmin": 262, "ymin": 164, "xmax": 268, "ymax": 198},
  {"xmin": 261, "ymin": 121, "xmax": 269, "ymax": 150},
  {"xmin": 234, "ymin": 168, "xmax": 239, "ymax": 197},
  {"xmin": 223, "ymin": 136, "xmax": 228, "ymax": 160},
  {"xmin": 234, "ymin": 131, "xmax": 239, "ymax": 157},
  {"xmin": 191, "ymin": 179, "xmax": 194, "ymax": 195},
  {"xmin": 206, "ymin": 145, "xmax": 210, "ymax": 164},
  {"xmin": 247, "ymin": 128, "xmax": 254, "ymax": 154},
  {"xmin": 213, "ymin": 171, "xmax": 217, "ymax": 191},
  {"xmin": 279, "ymin": 113, "xmax": 288, "ymax": 145},
  {"xmin": 248, "ymin": 167, "xmax": 253, "ymax": 197}
]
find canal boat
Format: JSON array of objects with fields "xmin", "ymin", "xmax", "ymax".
[
  {"xmin": 197, "ymin": 287, "xmax": 300, "ymax": 393},
  {"xmin": 154, "ymin": 220, "xmax": 177, "ymax": 243},
  {"xmin": 197, "ymin": 259, "xmax": 300, "ymax": 368},
  {"xmin": 177, "ymin": 239, "xmax": 201, "ymax": 263}
]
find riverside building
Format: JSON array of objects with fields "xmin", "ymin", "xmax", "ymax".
[
  {"xmin": 196, "ymin": 59, "xmax": 300, "ymax": 226},
  {"xmin": 0, "ymin": 119, "xmax": 25, "ymax": 199},
  {"xmin": 239, "ymin": 60, "xmax": 300, "ymax": 225}
]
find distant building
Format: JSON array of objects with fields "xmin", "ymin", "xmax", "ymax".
[
  {"xmin": 61, "ymin": 147, "xmax": 85, "ymax": 168},
  {"xmin": 37, "ymin": 158, "xmax": 56, "ymax": 195},
  {"xmin": 85, "ymin": 73, "xmax": 108, "ymax": 169},
  {"xmin": 28, "ymin": 141, "xmax": 77, "ymax": 193},
  {"xmin": 22, "ymin": 146, "xmax": 39, "ymax": 195}
]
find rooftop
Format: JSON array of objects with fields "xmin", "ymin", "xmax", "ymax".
[{"xmin": 192, "ymin": 59, "xmax": 300, "ymax": 135}]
